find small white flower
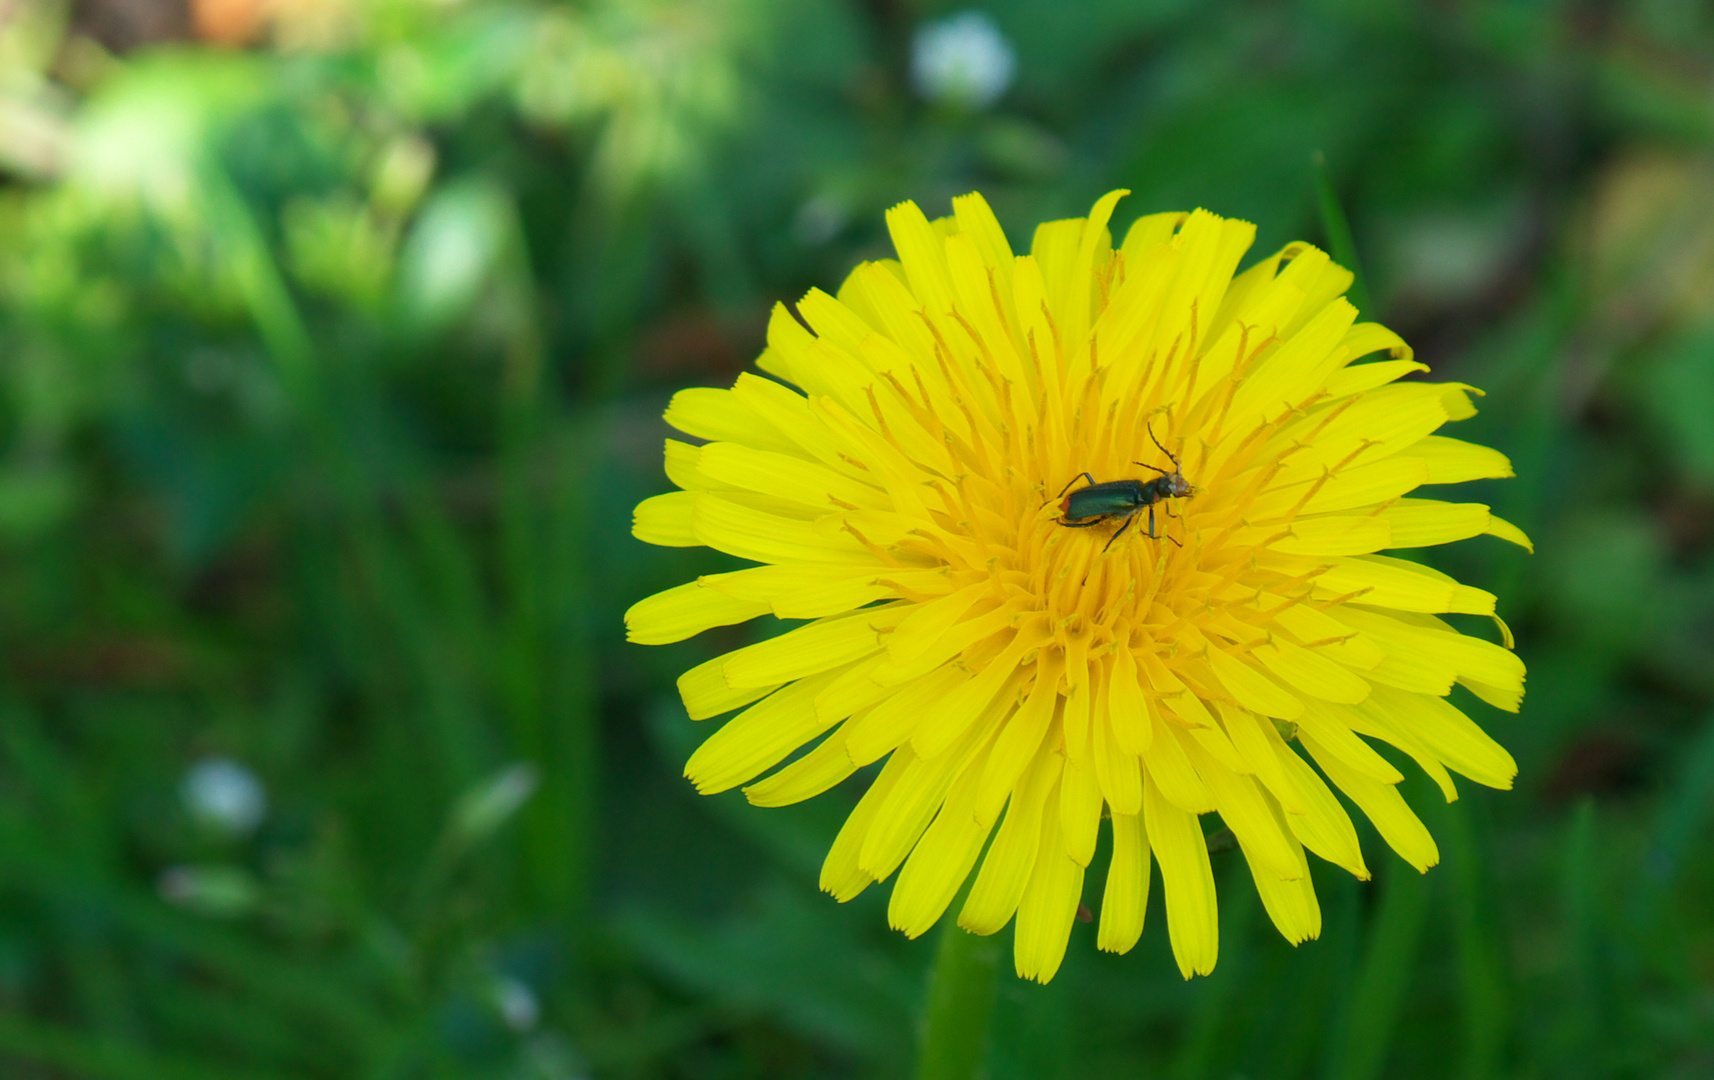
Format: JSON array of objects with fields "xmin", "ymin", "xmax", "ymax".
[
  {"xmin": 794, "ymin": 193, "xmax": 850, "ymax": 245},
  {"xmin": 182, "ymin": 757, "xmax": 267, "ymax": 837},
  {"xmin": 910, "ymin": 11, "xmax": 1016, "ymax": 110},
  {"xmin": 495, "ymin": 976, "xmax": 540, "ymax": 1032}
]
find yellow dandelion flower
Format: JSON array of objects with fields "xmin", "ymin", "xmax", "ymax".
[{"xmin": 626, "ymin": 191, "xmax": 1529, "ymax": 983}]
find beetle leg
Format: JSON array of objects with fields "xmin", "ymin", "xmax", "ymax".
[
  {"xmin": 1102, "ymin": 514, "xmax": 1135, "ymax": 553},
  {"xmin": 1166, "ymin": 502, "xmax": 1187, "ymax": 545},
  {"xmin": 1051, "ymin": 472, "xmax": 1099, "ymax": 503},
  {"xmin": 1058, "ymin": 516, "xmax": 1107, "ymax": 528}
]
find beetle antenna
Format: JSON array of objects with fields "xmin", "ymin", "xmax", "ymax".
[{"xmin": 1147, "ymin": 423, "xmax": 1180, "ymax": 469}]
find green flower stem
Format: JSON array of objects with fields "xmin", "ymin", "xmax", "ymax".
[{"xmin": 915, "ymin": 921, "xmax": 1003, "ymax": 1080}]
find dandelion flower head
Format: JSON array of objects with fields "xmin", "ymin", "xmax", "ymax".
[{"xmin": 627, "ymin": 191, "xmax": 1528, "ymax": 982}]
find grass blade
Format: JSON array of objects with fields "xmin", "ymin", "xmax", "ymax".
[
  {"xmin": 1311, "ymin": 151, "xmax": 1374, "ymax": 317},
  {"xmin": 1325, "ymin": 861, "xmax": 1430, "ymax": 1080}
]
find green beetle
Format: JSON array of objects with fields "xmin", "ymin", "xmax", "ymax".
[{"xmin": 1054, "ymin": 427, "xmax": 1195, "ymax": 552}]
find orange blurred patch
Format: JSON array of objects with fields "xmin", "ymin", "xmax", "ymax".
[{"xmin": 192, "ymin": 0, "xmax": 270, "ymax": 47}]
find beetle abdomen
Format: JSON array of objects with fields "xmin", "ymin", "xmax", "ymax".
[{"xmin": 1062, "ymin": 480, "xmax": 1146, "ymax": 521}]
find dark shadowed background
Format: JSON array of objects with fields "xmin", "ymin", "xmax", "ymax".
[{"xmin": 0, "ymin": 0, "xmax": 1711, "ymax": 1076}]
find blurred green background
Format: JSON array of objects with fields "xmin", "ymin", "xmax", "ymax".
[{"xmin": 0, "ymin": 0, "xmax": 1711, "ymax": 1076}]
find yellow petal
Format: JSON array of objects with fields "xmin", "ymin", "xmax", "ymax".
[
  {"xmin": 1264, "ymin": 515, "xmax": 1392, "ymax": 557},
  {"xmin": 886, "ymin": 200, "xmax": 957, "ymax": 320},
  {"xmin": 1150, "ymin": 210, "xmax": 1255, "ymax": 363},
  {"xmin": 1268, "ymin": 602, "xmax": 1385, "ymax": 669},
  {"xmin": 721, "ymin": 609, "xmax": 886, "ymax": 689},
  {"xmin": 1144, "ymin": 771, "xmax": 1218, "ymax": 979},
  {"xmin": 951, "ymin": 191, "xmax": 1016, "ymax": 281},
  {"xmin": 1141, "ymin": 711, "xmax": 1216, "ymax": 814},
  {"xmin": 1180, "ymin": 737, "xmax": 1299, "ymax": 883},
  {"xmin": 1294, "ymin": 700, "xmax": 1405, "ymax": 784},
  {"xmin": 961, "ymin": 746, "xmax": 1061, "ymax": 935},
  {"xmin": 1362, "ymin": 685, "xmax": 1517, "ymax": 789},
  {"xmin": 1275, "ymin": 383, "xmax": 1449, "ymax": 470},
  {"xmin": 699, "ymin": 442, "xmax": 887, "ymax": 511},
  {"xmin": 820, "ymin": 748, "xmax": 912, "ymax": 901},
  {"xmin": 686, "ymin": 667, "xmax": 850, "ymax": 794},
  {"xmin": 945, "ymin": 234, "xmax": 1033, "ymax": 403},
  {"xmin": 861, "ymin": 713, "xmax": 997, "ymax": 880},
  {"xmin": 845, "ymin": 663, "xmax": 971, "ymax": 766},
  {"xmin": 1059, "ymin": 756, "xmax": 1104, "ymax": 867},
  {"xmin": 1207, "ymin": 647, "xmax": 1305, "ymax": 720},
  {"xmin": 691, "ymin": 493, "xmax": 872, "ymax": 566},
  {"xmin": 624, "ymin": 581, "xmax": 770, "ymax": 645},
  {"xmin": 1275, "ymin": 247, "xmax": 1356, "ymax": 339},
  {"xmin": 1485, "ymin": 513, "xmax": 1534, "ymax": 552},
  {"xmin": 973, "ymin": 655, "xmax": 1061, "ymax": 826},
  {"xmin": 1440, "ymin": 383, "xmax": 1479, "ymax": 420},
  {"xmin": 1300, "ymin": 732, "xmax": 1439, "ymax": 872},
  {"xmin": 633, "ymin": 491, "xmax": 699, "ymax": 547},
  {"xmin": 1197, "ymin": 263, "xmax": 1304, "ymax": 395},
  {"xmin": 1362, "ymin": 648, "xmax": 1458, "ymax": 696},
  {"xmin": 1097, "ymin": 812, "xmax": 1150, "ymax": 954},
  {"xmin": 1341, "ymin": 703, "xmax": 1459, "ymax": 803},
  {"xmin": 1118, "ymin": 210, "xmax": 1187, "ymax": 259},
  {"xmin": 888, "ymin": 746, "xmax": 994, "ymax": 937},
  {"xmin": 1093, "ymin": 709, "xmax": 1143, "ymax": 816},
  {"xmin": 1267, "ymin": 730, "xmax": 1369, "ymax": 879},
  {"xmin": 1060, "ymin": 646, "xmax": 1092, "ymax": 766},
  {"xmin": 663, "ymin": 386, "xmax": 800, "ymax": 456},
  {"xmin": 1014, "ymin": 784, "xmax": 1086, "ymax": 984},
  {"xmin": 1315, "ymin": 554, "xmax": 1496, "ymax": 616},
  {"xmin": 1376, "ymin": 499, "xmax": 1492, "ymax": 549},
  {"xmin": 1251, "ymin": 639, "xmax": 1373, "ymax": 705},
  {"xmin": 744, "ymin": 725, "xmax": 857, "ymax": 807},
  {"xmin": 1225, "ymin": 298, "xmax": 1358, "ymax": 432},
  {"xmin": 756, "ymin": 301, "xmax": 817, "ymax": 390},
  {"xmin": 728, "ymin": 372, "xmax": 857, "ymax": 461},
  {"xmin": 1324, "ymin": 358, "xmax": 1426, "ymax": 398},
  {"xmin": 1461, "ymin": 675, "xmax": 1523, "ymax": 713},
  {"xmin": 1340, "ymin": 606, "xmax": 1525, "ymax": 698},
  {"xmin": 677, "ymin": 654, "xmax": 779, "ymax": 721},
  {"xmin": 813, "ymin": 654, "xmax": 902, "ymax": 722},
  {"xmin": 664, "ymin": 437, "xmax": 737, "ymax": 492},
  {"xmin": 1141, "ymin": 654, "xmax": 1215, "ymax": 727},
  {"xmin": 1216, "ymin": 703, "xmax": 1306, "ymax": 815},
  {"xmin": 869, "ymin": 605, "xmax": 1014, "ymax": 686},
  {"xmin": 886, "ymin": 582, "xmax": 991, "ymax": 664},
  {"xmin": 701, "ymin": 564, "xmax": 896, "ymax": 621},
  {"xmin": 1337, "ymin": 321, "xmax": 1414, "ymax": 365},
  {"xmin": 1298, "ymin": 456, "xmax": 1430, "ymax": 516},
  {"xmin": 1407, "ymin": 435, "xmax": 1514, "ymax": 483},
  {"xmin": 1185, "ymin": 721, "xmax": 1249, "ymax": 776},
  {"xmin": 912, "ymin": 624, "xmax": 1045, "ymax": 760},
  {"xmin": 1247, "ymin": 791, "xmax": 1321, "ymax": 944},
  {"xmin": 795, "ymin": 287, "xmax": 878, "ymax": 356},
  {"xmin": 1106, "ymin": 647, "xmax": 1153, "ymax": 754},
  {"xmin": 1030, "ymin": 218, "xmax": 1088, "ymax": 333}
]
